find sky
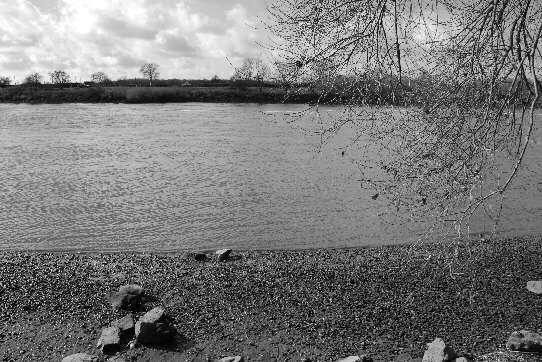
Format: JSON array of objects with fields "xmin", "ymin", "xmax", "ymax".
[{"xmin": 0, "ymin": 0, "xmax": 271, "ymax": 83}]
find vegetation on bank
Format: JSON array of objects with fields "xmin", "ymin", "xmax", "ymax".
[{"xmin": 0, "ymin": 84, "xmax": 320, "ymax": 104}]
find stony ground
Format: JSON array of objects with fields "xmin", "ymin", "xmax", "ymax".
[{"xmin": 0, "ymin": 236, "xmax": 541, "ymax": 361}]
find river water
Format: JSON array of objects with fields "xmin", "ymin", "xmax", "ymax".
[{"xmin": 0, "ymin": 103, "xmax": 541, "ymax": 251}]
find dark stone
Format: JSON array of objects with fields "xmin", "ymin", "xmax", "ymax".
[
  {"xmin": 194, "ymin": 252, "xmax": 207, "ymax": 261},
  {"xmin": 108, "ymin": 292, "xmax": 141, "ymax": 310}
]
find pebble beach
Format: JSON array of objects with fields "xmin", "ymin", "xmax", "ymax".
[{"xmin": 1, "ymin": 236, "xmax": 541, "ymax": 361}]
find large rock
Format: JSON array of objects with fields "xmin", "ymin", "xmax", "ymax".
[
  {"xmin": 422, "ymin": 338, "xmax": 457, "ymax": 362},
  {"xmin": 119, "ymin": 284, "xmax": 145, "ymax": 296},
  {"xmin": 97, "ymin": 326, "xmax": 121, "ymax": 354},
  {"xmin": 219, "ymin": 357, "xmax": 244, "ymax": 362},
  {"xmin": 526, "ymin": 280, "xmax": 542, "ymax": 295},
  {"xmin": 61, "ymin": 354, "xmax": 98, "ymax": 362},
  {"xmin": 108, "ymin": 284, "xmax": 145, "ymax": 310},
  {"xmin": 111, "ymin": 313, "xmax": 135, "ymax": 337},
  {"xmin": 108, "ymin": 292, "xmax": 141, "ymax": 310},
  {"xmin": 216, "ymin": 249, "xmax": 232, "ymax": 262},
  {"xmin": 135, "ymin": 307, "xmax": 176, "ymax": 345},
  {"xmin": 506, "ymin": 330, "xmax": 542, "ymax": 353}
]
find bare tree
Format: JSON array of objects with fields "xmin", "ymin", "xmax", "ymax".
[
  {"xmin": 23, "ymin": 72, "xmax": 43, "ymax": 85},
  {"xmin": 90, "ymin": 72, "xmax": 110, "ymax": 84},
  {"xmin": 268, "ymin": 1, "xmax": 542, "ymax": 237},
  {"xmin": 140, "ymin": 63, "xmax": 160, "ymax": 86},
  {"xmin": 49, "ymin": 70, "xmax": 70, "ymax": 85},
  {"xmin": 232, "ymin": 58, "xmax": 270, "ymax": 82}
]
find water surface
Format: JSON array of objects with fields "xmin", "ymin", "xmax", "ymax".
[{"xmin": 0, "ymin": 103, "xmax": 540, "ymax": 251}]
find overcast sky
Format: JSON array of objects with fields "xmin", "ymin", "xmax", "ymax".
[{"xmin": 0, "ymin": 0, "xmax": 271, "ymax": 82}]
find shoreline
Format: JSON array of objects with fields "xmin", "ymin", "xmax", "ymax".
[{"xmin": 1, "ymin": 236, "xmax": 541, "ymax": 361}]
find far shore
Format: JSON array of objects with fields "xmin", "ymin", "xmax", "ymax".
[
  {"xmin": 0, "ymin": 85, "xmax": 320, "ymax": 105},
  {"xmin": 1, "ymin": 236, "xmax": 541, "ymax": 361}
]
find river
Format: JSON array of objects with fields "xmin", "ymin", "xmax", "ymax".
[{"xmin": 0, "ymin": 103, "xmax": 541, "ymax": 251}]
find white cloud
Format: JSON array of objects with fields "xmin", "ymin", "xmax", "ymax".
[{"xmin": 0, "ymin": 0, "xmax": 269, "ymax": 81}]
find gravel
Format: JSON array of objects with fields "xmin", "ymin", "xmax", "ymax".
[{"xmin": 0, "ymin": 236, "xmax": 541, "ymax": 361}]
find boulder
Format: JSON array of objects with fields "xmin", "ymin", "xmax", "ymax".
[
  {"xmin": 97, "ymin": 326, "xmax": 121, "ymax": 354},
  {"xmin": 111, "ymin": 313, "xmax": 135, "ymax": 337},
  {"xmin": 118, "ymin": 284, "xmax": 145, "ymax": 296},
  {"xmin": 216, "ymin": 249, "xmax": 232, "ymax": 262},
  {"xmin": 526, "ymin": 280, "xmax": 542, "ymax": 295},
  {"xmin": 336, "ymin": 356, "xmax": 372, "ymax": 362},
  {"xmin": 506, "ymin": 330, "xmax": 542, "ymax": 353},
  {"xmin": 108, "ymin": 292, "xmax": 141, "ymax": 310},
  {"xmin": 219, "ymin": 357, "xmax": 244, "ymax": 362},
  {"xmin": 135, "ymin": 307, "xmax": 176, "ymax": 345},
  {"xmin": 422, "ymin": 338, "xmax": 457, "ymax": 362},
  {"xmin": 61, "ymin": 354, "xmax": 98, "ymax": 362}
]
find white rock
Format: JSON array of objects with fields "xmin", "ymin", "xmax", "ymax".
[
  {"xmin": 61, "ymin": 353, "xmax": 98, "ymax": 362},
  {"xmin": 215, "ymin": 248, "xmax": 232, "ymax": 261},
  {"xmin": 422, "ymin": 338, "xmax": 457, "ymax": 362},
  {"xmin": 526, "ymin": 280, "xmax": 542, "ymax": 294}
]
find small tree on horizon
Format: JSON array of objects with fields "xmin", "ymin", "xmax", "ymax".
[
  {"xmin": 90, "ymin": 71, "xmax": 110, "ymax": 84},
  {"xmin": 23, "ymin": 72, "xmax": 43, "ymax": 85},
  {"xmin": 49, "ymin": 70, "xmax": 70, "ymax": 85},
  {"xmin": 0, "ymin": 76, "xmax": 11, "ymax": 87},
  {"xmin": 140, "ymin": 63, "xmax": 160, "ymax": 86}
]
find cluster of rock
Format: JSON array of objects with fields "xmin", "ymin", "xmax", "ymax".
[{"xmin": 62, "ymin": 248, "xmax": 236, "ymax": 362}]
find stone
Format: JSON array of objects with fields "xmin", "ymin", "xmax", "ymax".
[
  {"xmin": 336, "ymin": 356, "xmax": 372, "ymax": 362},
  {"xmin": 422, "ymin": 338, "xmax": 457, "ymax": 362},
  {"xmin": 219, "ymin": 357, "xmax": 244, "ymax": 362},
  {"xmin": 216, "ymin": 248, "xmax": 232, "ymax": 262},
  {"xmin": 135, "ymin": 307, "xmax": 176, "ymax": 345},
  {"xmin": 111, "ymin": 314, "xmax": 135, "ymax": 337},
  {"xmin": 336, "ymin": 357, "xmax": 360, "ymax": 362},
  {"xmin": 526, "ymin": 280, "xmax": 542, "ymax": 295},
  {"xmin": 506, "ymin": 330, "xmax": 542, "ymax": 353},
  {"xmin": 97, "ymin": 326, "xmax": 121, "ymax": 354},
  {"xmin": 108, "ymin": 292, "xmax": 141, "ymax": 310},
  {"xmin": 194, "ymin": 252, "xmax": 207, "ymax": 261},
  {"xmin": 61, "ymin": 354, "xmax": 98, "ymax": 362},
  {"xmin": 478, "ymin": 351, "xmax": 542, "ymax": 361},
  {"xmin": 118, "ymin": 284, "xmax": 145, "ymax": 296}
]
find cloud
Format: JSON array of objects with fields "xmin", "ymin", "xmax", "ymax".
[{"xmin": 0, "ymin": 0, "xmax": 269, "ymax": 81}]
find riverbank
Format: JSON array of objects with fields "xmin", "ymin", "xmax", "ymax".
[
  {"xmin": 1, "ymin": 236, "xmax": 541, "ymax": 361},
  {"xmin": 0, "ymin": 86, "xmax": 319, "ymax": 104}
]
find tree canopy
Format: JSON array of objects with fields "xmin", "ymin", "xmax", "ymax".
[{"xmin": 268, "ymin": 0, "xmax": 542, "ymax": 235}]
